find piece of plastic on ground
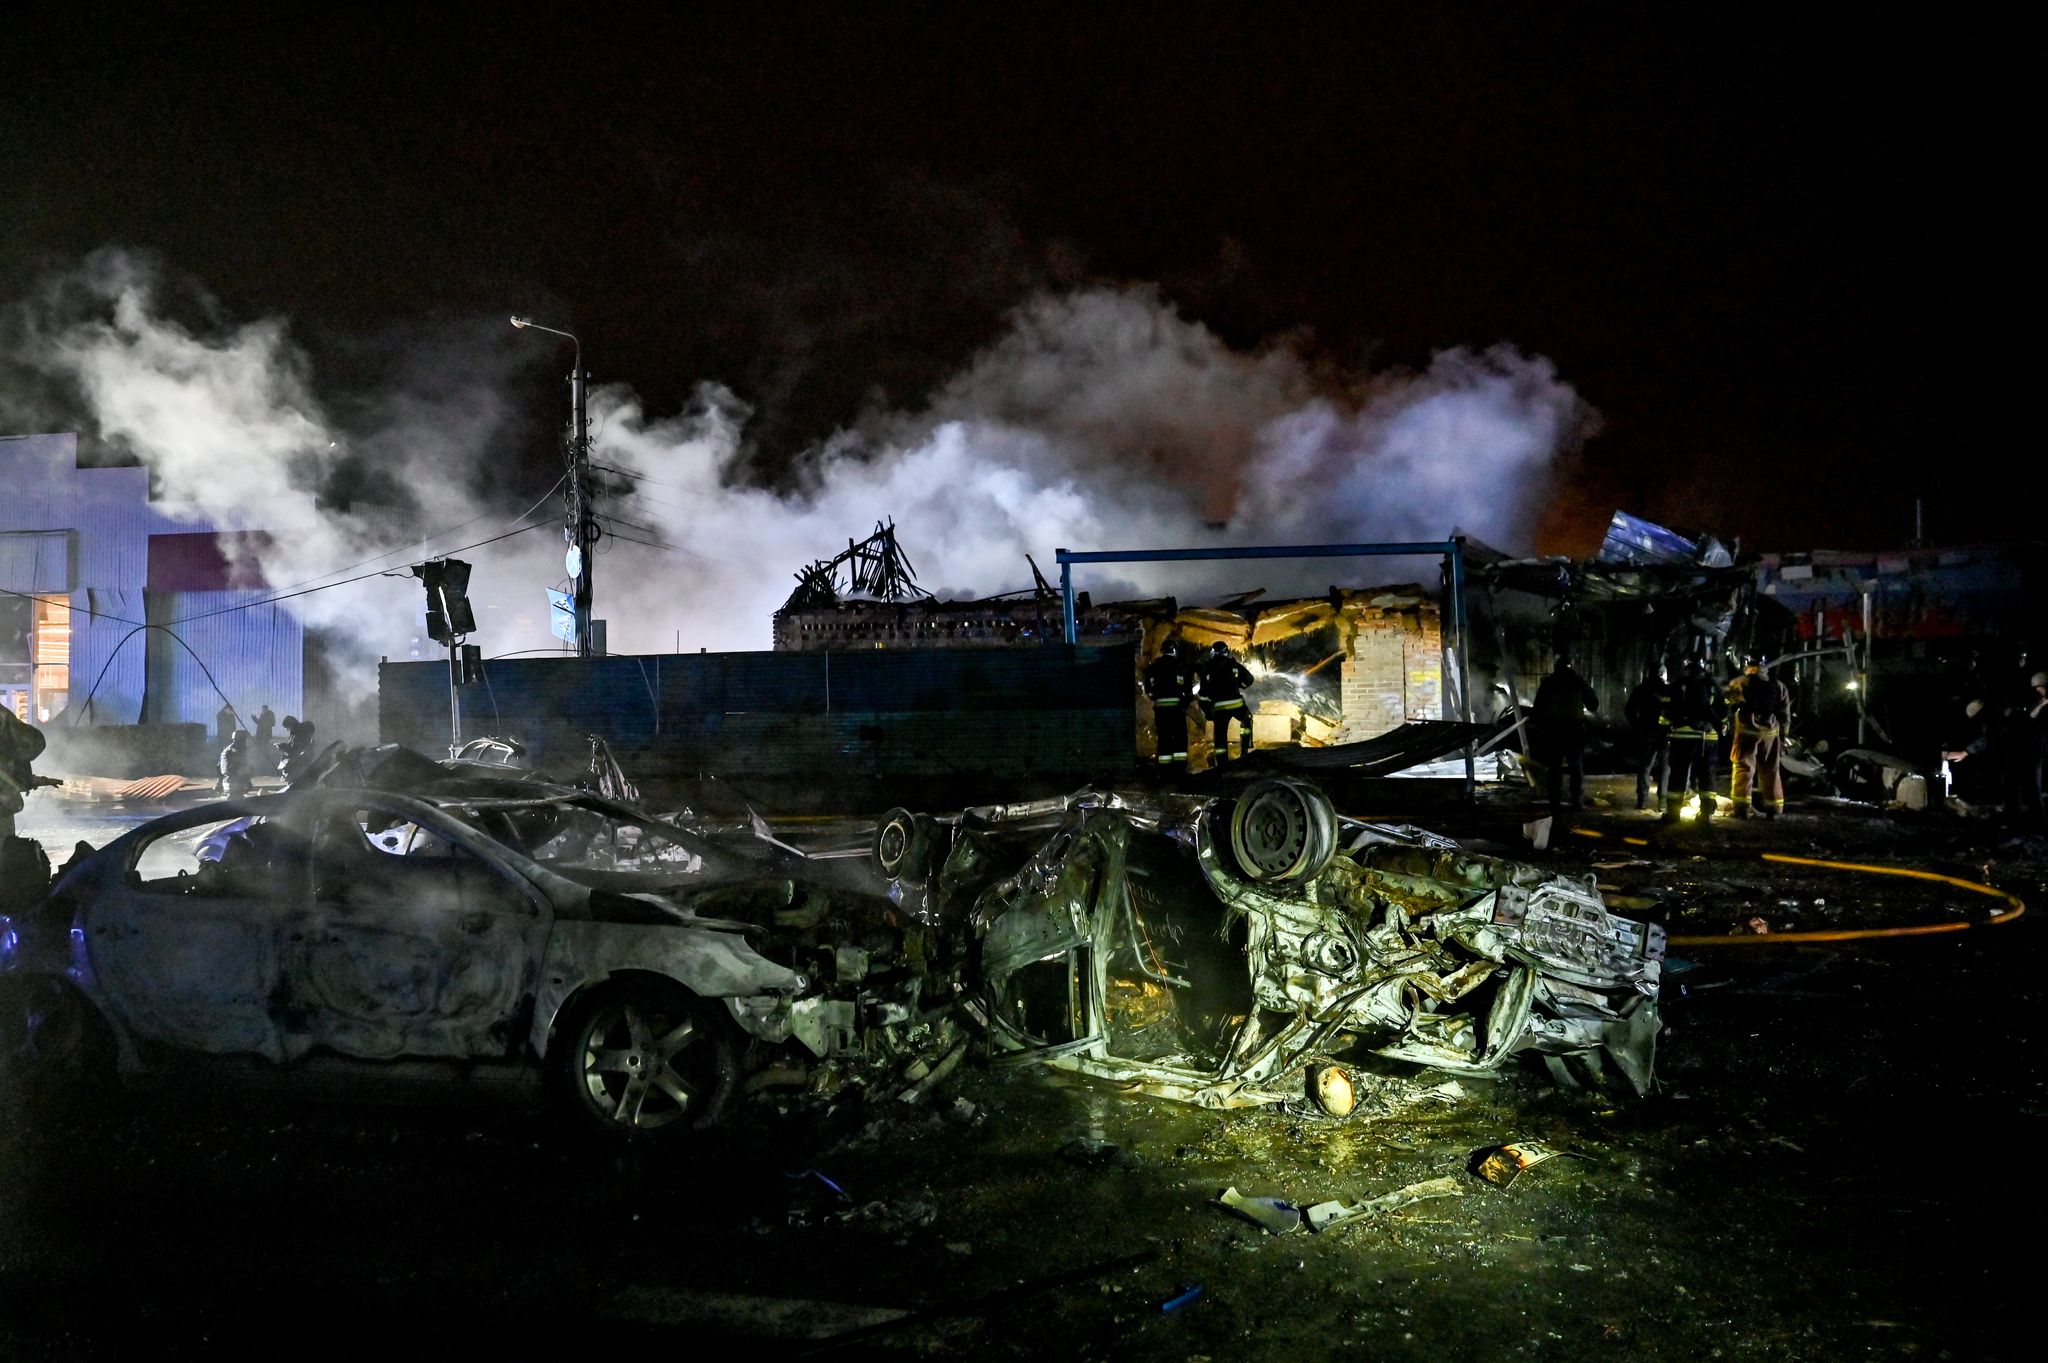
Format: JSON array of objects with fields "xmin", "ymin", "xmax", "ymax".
[{"xmin": 1215, "ymin": 1185, "xmax": 1305, "ymax": 1235}]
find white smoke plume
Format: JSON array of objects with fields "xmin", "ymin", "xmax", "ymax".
[
  {"xmin": 593, "ymin": 287, "xmax": 1592, "ymax": 637},
  {"xmin": 5, "ymin": 257, "xmax": 1592, "ymax": 683}
]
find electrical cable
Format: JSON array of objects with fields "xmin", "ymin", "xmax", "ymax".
[
  {"xmin": 63, "ymin": 623, "xmax": 250, "ymax": 729},
  {"xmin": 167, "ymin": 520, "xmax": 551, "ymax": 625},
  {"xmin": 0, "ymin": 583, "xmax": 144, "ymax": 629},
  {"xmin": 588, "ymin": 461, "xmax": 716, "ymax": 497},
  {"xmin": 263, "ymin": 473, "xmax": 569, "ymax": 597},
  {"xmin": 601, "ymin": 529, "xmax": 739, "ymax": 567}
]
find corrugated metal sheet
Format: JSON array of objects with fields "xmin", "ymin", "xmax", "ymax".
[
  {"xmin": 5, "ymin": 437, "xmax": 161, "ymax": 722},
  {"xmin": 0, "ymin": 530, "xmax": 73, "ymax": 592},
  {"xmin": 1597, "ymin": 511, "xmax": 1699, "ymax": 566},
  {"xmin": 380, "ymin": 645, "xmax": 1137, "ymax": 782},
  {"xmin": 145, "ymin": 590, "xmax": 304, "ymax": 729}
]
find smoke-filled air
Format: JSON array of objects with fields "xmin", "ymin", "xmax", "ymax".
[{"xmin": 6, "ymin": 253, "xmax": 1594, "ymax": 674}]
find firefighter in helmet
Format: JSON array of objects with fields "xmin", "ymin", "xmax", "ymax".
[
  {"xmin": 1663, "ymin": 654, "xmax": 1723, "ymax": 822},
  {"xmin": 1195, "ymin": 641, "xmax": 1255, "ymax": 765},
  {"xmin": 1725, "ymin": 654, "xmax": 1791, "ymax": 818},
  {"xmin": 1143, "ymin": 638, "xmax": 1195, "ymax": 771}
]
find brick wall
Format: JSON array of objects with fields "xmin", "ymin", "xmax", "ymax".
[{"xmin": 1337, "ymin": 608, "xmax": 1442, "ymax": 741}]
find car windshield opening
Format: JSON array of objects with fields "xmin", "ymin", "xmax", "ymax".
[
  {"xmin": 1105, "ymin": 837, "xmax": 1254, "ymax": 1065},
  {"xmin": 447, "ymin": 801, "xmax": 704, "ymax": 875}
]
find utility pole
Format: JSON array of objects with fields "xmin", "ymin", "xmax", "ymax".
[{"xmin": 513, "ymin": 316, "xmax": 600, "ymax": 655}]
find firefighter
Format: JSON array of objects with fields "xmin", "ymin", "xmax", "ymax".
[
  {"xmin": 1726, "ymin": 655, "xmax": 1791, "ymax": 818},
  {"xmin": 1532, "ymin": 653, "xmax": 1599, "ymax": 810},
  {"xmin": 277, "ymin": 715, "xmax": 318, "ymax": 786},
  {"xmin": 1196, "ymin": 641, "xmax": 1254, "ymax": 764},
  {"xmin": 1663, "ymin": 656, "xmax": 1722, "ymax": 822},
  {"xmin": 218, "ymin": 730, "xmax": 253, "ymax": 798},
  {"xmin": 1625, "ymin": 662, "xmax": 1672, "ymax": 811},
  {"xmin": 1143, "ymin": 639, "xmax": 1195, "ymax": 771},
  {"xmin": 1, "ymin": 705, "xmax": 49, "ymax": 842}
]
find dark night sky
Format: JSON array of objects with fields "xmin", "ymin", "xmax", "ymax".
[{"xmin": 0, "ymin": 2, "xmax": 2027, "ymax": 553}]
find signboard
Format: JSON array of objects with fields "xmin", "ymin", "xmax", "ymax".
[{"xmin": 547, "ymin": 588, "xmax": 575, "ymax": 644}]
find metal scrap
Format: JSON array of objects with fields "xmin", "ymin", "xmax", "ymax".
[
  {"xmin": 1473, "ymin": 1140, "xmax": 1584, "ymax": 1189},
  {"xmin": 1303, "ymin": 1175, "xmax": 1467, "ymax": 1232}
]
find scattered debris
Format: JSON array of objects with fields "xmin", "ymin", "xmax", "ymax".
[
  {"xmin": 604, "ymin": 1287, "xmax": 911, "ymax": 1338},
  {"xmin": 1216, "ymin": 1186, "xmax": 1305, "ymax": 1235},
  {"xmin": 1059, "ymin": 1132, "xmax": 1123, "ymax": 1168},
  {"xmin": 788, "ymin": 1169, "xmax": 852, "ymax": 1203},
  {"xmin": 1303, "ymin": 1175, "xmax": 1467, "ymax": 1232},
  {"xmin": 1473, "ymin": 1141, "xmax": 1585, "ymax": 1189}
]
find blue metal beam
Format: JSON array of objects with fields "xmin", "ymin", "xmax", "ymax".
[{"xmin": 1056, "ymin": 542, "xmax": 1458, "ymax": 566}]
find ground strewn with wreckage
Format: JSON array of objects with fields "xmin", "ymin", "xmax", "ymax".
[{"xmin": 1, "ymin": 779, "xmax": 2037, "ymax": 1360}]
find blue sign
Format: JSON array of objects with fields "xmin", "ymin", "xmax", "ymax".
[{"xmin": 547, "ymin": 589, "xmax": 575, "ymax": 644}]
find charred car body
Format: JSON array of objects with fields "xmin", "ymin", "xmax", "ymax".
[
  {"xmin": 865, "ymin": 777, "xmax": 1665, "ymax": 1113},
  {"xmin": 0, "ymin": 770, "xmax": 826, "ymax": 1140},
  {"xmin": 4, "ymin": 751, "xmax": 1663, "ymax": 1140}
]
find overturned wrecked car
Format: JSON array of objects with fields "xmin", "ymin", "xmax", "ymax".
[{"xmin": 862, "ymin": 777, "xmax": 1665, "ymax": 1113}]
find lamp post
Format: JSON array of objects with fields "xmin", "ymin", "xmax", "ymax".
[{"xmin": 511, "ymin": 316, "xmax": 598, "ymax": 656}]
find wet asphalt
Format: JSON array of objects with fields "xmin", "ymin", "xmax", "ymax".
[{"xmin": 2, "ymin": 781, "xmax": 2039, "ymax": 1360}]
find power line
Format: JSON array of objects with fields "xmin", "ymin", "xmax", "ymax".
[
  {"xmin": 601, "ymin": 529, "xmax": 739, "ymax": 568},
  {"xmin": 167, "ymin": 521, "xmax": 551, "ymax": 625},
  {"xmin": 589, "ymin": 461, "xmax": 715, "ymax": 497},
  {"xmin": 265, "ymin": 474, "xmax": 568, "ymax": 597},
  {"xmin": 0, "ymin": 583, "xmax": 144, "ymax": 629}
]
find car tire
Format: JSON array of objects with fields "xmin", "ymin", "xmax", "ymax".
[
  {"xmin": 551, "ymin": 978, "xmax": 738, "ymax": 1143},
  {"xmin": 0, "ymin": 978, "xmax": 113, "ymax": 1111},
  {"xmin": 1225, "ymin": 778, "xmax": 1339, "ymax": 885},
  {"xmin": 872, "ymin": 807, "xmax": 937, "ymax": 883}
]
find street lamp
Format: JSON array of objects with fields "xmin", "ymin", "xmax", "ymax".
[{"xmin": 512, "ymin": 316, "xmax": 598, "ymax": 656}]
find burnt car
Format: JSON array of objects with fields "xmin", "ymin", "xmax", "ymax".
[
  {"xmin": 4, "ymin": 763, "xmax": 1662, "ymax": 1139},
  {"xmin": 864, "ymin": 777, "xmax": 1664, "ymax": 1112},
  {"xmin": 0, "ymin": 779, "xmax": 832, "ymax": 1143}
]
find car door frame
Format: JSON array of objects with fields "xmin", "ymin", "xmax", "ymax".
[
  {"xmin": 76, "ymin": 801, "xmax": 291, "ymax": 1064},
  {"xmin": 279, "ymin": 790, "xmax": 556, "ymax": 1065}
]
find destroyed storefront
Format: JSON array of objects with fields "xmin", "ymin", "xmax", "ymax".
[{"xmin": 1127, "ymin": 589, "xmax": 1447, "ymax": 764}]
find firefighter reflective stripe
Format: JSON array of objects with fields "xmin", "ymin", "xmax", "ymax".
[
  {"xmin": 1210, "ymin": 698, "xmax": 1246, "ymax": 710},
  {"xmin": 1670, "ymin": 726, "xmax": 1719, "ymax": 740},
  {"xmin": 1154, "ymin": 698, "xmax": 1183, "ymax": 706}
]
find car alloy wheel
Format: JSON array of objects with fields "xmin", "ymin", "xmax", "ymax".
[{"xmin": 563, "ymin": 984, "xmax": 735, "ymax": 1138}]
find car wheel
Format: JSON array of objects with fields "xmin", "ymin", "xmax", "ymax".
[
  {"xmin": 553, "ymin": 980, "xmax": 738, "ymax": 1142},
  {"xmin": 872, "ymin": 806, "xmax": 936, "ymax": 883},
  {"xmin": 1227, "ymin": 778, "xmax": 1338, "ymax": 884},
  {"xmin": 0, "ymin": 978, "xmax": 112, "ymax": 1102}
]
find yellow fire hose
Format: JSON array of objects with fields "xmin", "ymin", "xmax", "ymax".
[{"xmin": 1565, "ymin": 826, "xmax": 2028, "ymax": 945}]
